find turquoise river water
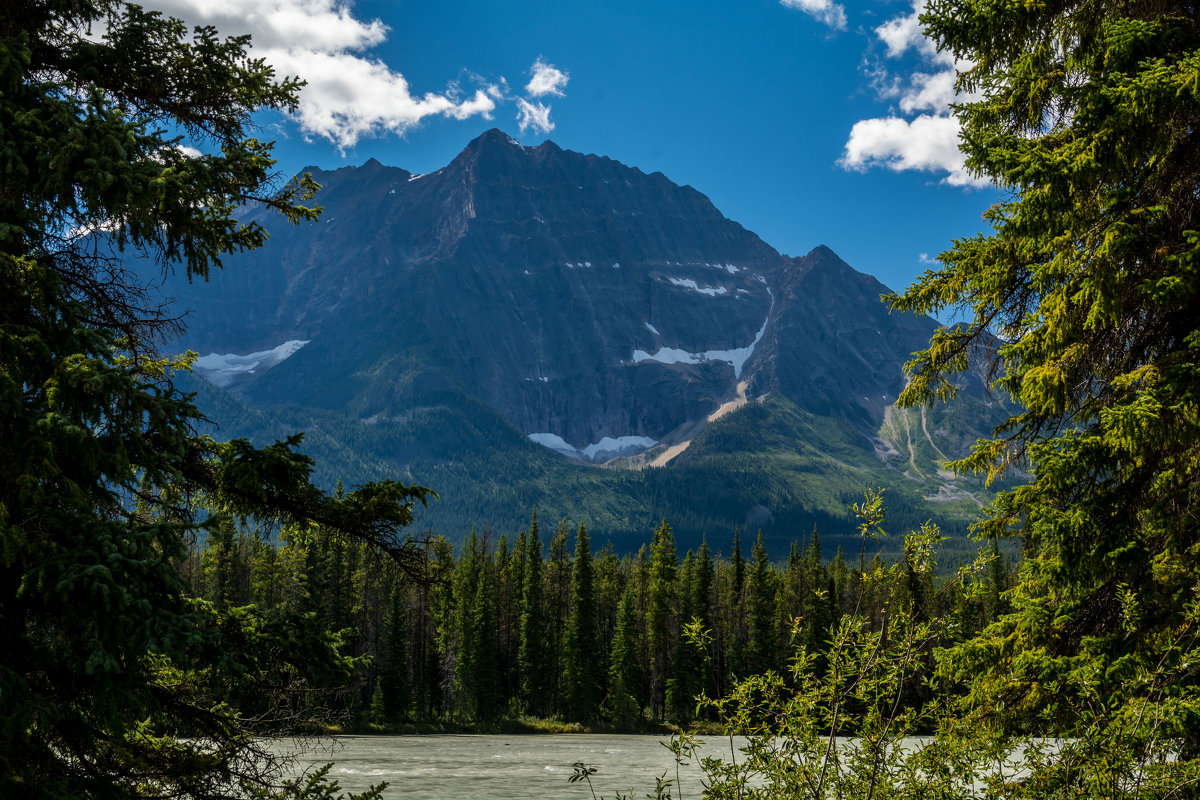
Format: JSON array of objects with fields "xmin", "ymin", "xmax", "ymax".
[{"xmin": 276, "ymin": 733, "xmax": 744, "ymax": 799}]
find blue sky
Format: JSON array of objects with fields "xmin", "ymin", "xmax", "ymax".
[{"xmin": 154, "ymin": 0, "xmax": 997, "ymax": 295}]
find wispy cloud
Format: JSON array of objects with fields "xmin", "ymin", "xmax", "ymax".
[
  {"xmin": 526, "ymin": 57, "xmax": 569, "ymax": 97},
  {"xmin": 512, "ymin": 57, "xmax": 568, "ymax": 135},
  {"xmin": 516, "ymin": 98, "xmax": 555, "ymax": 136},
  {"xmin": 145, "ymin": 0, "xmax": 555, "ymax": 150},
  {"xmin": 780, "ymin": 0, "xmax": 847, "ymax": 31},
  {"xmin": 840, "ymin": 0, "xmax": 986, "ymax": 187}
]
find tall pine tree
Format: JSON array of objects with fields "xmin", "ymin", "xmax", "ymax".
[{"xmin": 563, "ymin": 524, "xmax": 602, "ymax": 722}]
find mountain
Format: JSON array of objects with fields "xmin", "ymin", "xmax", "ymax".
[{"xmin": 151, "ymin": 129, "xmax": 1011, "ymax": 555}]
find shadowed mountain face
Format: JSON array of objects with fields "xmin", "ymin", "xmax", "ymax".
[{"xmin": 152, "ymin": 129, "xmax": 1007, "ymax": 546}]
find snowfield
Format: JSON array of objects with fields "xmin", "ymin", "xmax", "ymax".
[
  {"xmin": 667, "ymin": 277, "xmax": 727, "ymax": 296},
  {"xmin": 632, "ymin": 288, "xmax": 772, "ymax": 378},
  {"xmin": 528, "ymin": 433, "xmax": 658, "ymax": 463},
  {"xmin": 193, "ymin": 340, "xmax": 309, "ymax": 387}
]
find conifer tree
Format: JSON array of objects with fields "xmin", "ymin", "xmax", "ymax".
[
  {"xmin": 730, "ymin": 528, "xmax": 745, "ymax": 595},
  {"xmin": 646, "ymin": 520, "xmax": 678, "ymax": 719},
  {"xmin": 744, "ymin": 532, "xmax": 778, "ymax": 676},
  {"xmin": 667, "ymin": 551, "xmax": 700, "ymax": 722},
  {"xmin": 690, "ymin": 537, "xmax": 716, "ymax": 699},
  {"xmin": 893, "ymin": 0, "xmax": 1200, "ymax": 778},
  {"xmin": 517, "ymin": 511, "xmax": 550, "ymax": 714},
  {"xmin": 492, "ymin": 533, "xmax": 521, "ymax": 704},
  {"xmin": 468, "ymin": 563, "xmax": 503, "ymax": 720},
  {"xmin": 450, "ymin": 529, "xmax": 483, "ymax": 718},
  {"xmin": 563, "ymin": 524, "xmax": 602, "ymax": 722},
  {"xmin": 414, "ymin": 537, "xmax": 455, "ymax": 718},
  {"xmin": 606, "ymin": 587, "xmax": 643, "ymax": 726},
  {"xmin": 800, "ymin": 528, "xmax": 834, "ymax": 661},
  {"xmin": 369, "ymin": 677, "xmax": 387, "ymax": 727},
  {"xmin": 723, "ymin": 529, "xmax": 749, "ymax": 680},
  {"xmin": 779, "ymin": 540, "xmax": 806, "ymax": 654},
  {"xmin": 593, "ymin": 541, "xmax": 624, "ymax": 653},
  {"xmin": 381, "ymin": 581, "xmax": 410, "ymax": 720},
  {"xmin": 544, "ymin": 520, "xmax": 572, "ymax": 714},
  {"xmin": 0, "ymin": 3, "xmax": 431, "ymax": 796}
]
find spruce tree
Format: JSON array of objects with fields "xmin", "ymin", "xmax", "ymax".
[
  {"xmin": 744, "ymin": 532, "xmax": 778, "ymax": 676},
  {"xmin": 451, "ymin": 529, "xmax": 482, "ymax": 718},
  {"xmin": 381, "ymin": 581, "xmax": 410, "ymax": 720},
  {"xmin": 517, "ymin": 511, "xmax": 550, "ymax": 715},
  {"xmin": 0, "ymin": 2, "xmax": 430, "ymax": 796},
  {"xmin": 779, "ymin": 540, "xmax": 806, "ymax": 652},
  {"xmin": 544, "ymin": 520, "xmax": 572, "ymax": 715},
  {"xmin": 667, "ymin": 551, "xmax": 698, "ymax": 723},
  {"xmin": 492, "ymin": 533, "xmax": 520, "ymax": 705},
  {"xmin": 691, "ymin": 537, "xmax": 716, "ymax": 699},
  {"xmin": 894, "ymin": 0, "xmax": 1200, "ymax": 777},
  {"xmin": 646, "ymin": 520, "xmax": 678, "ymax": 719},
  {"xmin": 563, "ymin": 524, "xmax": 602, "ymax": 722},
  {"xmin": 800, "ymin": 528, "xmax": 834, "ymax": 661},
  {"xmin": 606, "ymin": 588, "xmax": 643, "ymax": 726},
  {"xmin": 469, "ymin": 563, "xmax": 503, "ymax": 720},
  {"xmin": 723, "ymin": 529, "xmax": 748, "ymax": 680}
]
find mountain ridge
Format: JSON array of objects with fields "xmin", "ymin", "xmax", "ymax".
[{"xmin": 148, "ymin": 129, "xmax": 1010, "ymax": 552}]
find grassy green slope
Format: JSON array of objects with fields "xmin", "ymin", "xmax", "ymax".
[{"xmin": 184, "ymin": 374, "xmax": 994, "ymax": 559}]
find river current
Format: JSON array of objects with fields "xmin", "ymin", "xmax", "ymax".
[{"xmin": 277, "ymin": 733, "xmax": 739, "ymax": 799}]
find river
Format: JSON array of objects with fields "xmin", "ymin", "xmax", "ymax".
[{"xmin": 276, "ymin": 733, "xmax": 741, "ymax": 799}]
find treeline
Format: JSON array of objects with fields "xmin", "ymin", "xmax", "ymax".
[{"xmin": 179, "ymin": 511, "xmax": 1012, "ymax": 729}]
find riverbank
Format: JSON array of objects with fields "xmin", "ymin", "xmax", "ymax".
[{"xmin": 341, "ymin": 716, "xmax": 702, "ymax": 737}]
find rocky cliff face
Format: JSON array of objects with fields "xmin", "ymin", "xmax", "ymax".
[
  {"xmin": 168, "ymin": 130, "xmax": 796, "ymax": 461},
  {"xmin": 153, "ymin": 129, "xmax": 1005, "ymax": 529}
]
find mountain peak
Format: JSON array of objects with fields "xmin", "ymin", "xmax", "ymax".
[
  {"xmin": 444, "ymin": 128, "xmax": 538, "ymax": 179},
  {"xmin": 468, "ymin": 127, "xmax": 525, "ymax": 149}
]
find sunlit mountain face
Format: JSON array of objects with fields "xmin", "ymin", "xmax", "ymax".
[{"xmin": 147, "ymin": 129, "xmax": 1010, "ymax": 552}]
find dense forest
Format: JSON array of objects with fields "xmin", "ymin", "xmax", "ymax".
[{"xmin": 179, "ymin": 509, "xmax": 1012, "ymax": 729}]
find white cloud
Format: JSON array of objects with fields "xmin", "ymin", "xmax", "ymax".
[
  {"xmin": 516, "ymin": 98, "xmax": 554, "ymax": 135},
  {"xmin": 526, "ymin": 57, "xmax": 569, "ymax": 97},
  {"xmin": 841, "ymin": 0, "xmax": 988, "ymax": 187},
  {"xmin": 898, "ymin": 69, "xmax": 959, "ymax": 114},
  {"xmin": 874, "ymin": 2, "xmax": 939, "ymax": 60},
  {"xmin": 143, "ymin": 0, "xmax": 518, "ymax": 149},
  {"xmin": 841, "ymin": 114, "xmax": 983, "ymax": 187},
  {"xmin": 780, "ymin": 0, "xmax": 847, "ymax": 31}
]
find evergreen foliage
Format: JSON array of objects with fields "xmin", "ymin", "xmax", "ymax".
[
  {"xmin": 885, "ymin": 0, "xmax": 1200, "ymax": 784},
  {"xmin": 0, "ymin": 2, "xmax": 429, "ymax": 797},
  {"xmin": 645, "ymin": 521, "xmax": 679, "ymax": 720},
  {"xmin": 743, "ymin": 532, "xmax": 778, "ymax": 677},
  {"xmin": 178, "ymin": 507, "xmax": 1012, "ymax": 733},
  {"xmin": 518, "ymin": 510, "xmax": 551, "ymax": 715},
  {"xmin": 605, "ymin": 588, "xmax": 643, "ymax": 726},
  {"xmin": 563, "ymin": 524, "xmax": 602, "ymax": 722}
]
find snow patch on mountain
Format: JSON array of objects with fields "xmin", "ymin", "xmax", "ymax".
[
  {"xmin": 194, "ymin": 340, "xmax": 309, "ymax": 387},
  {"xmin": 632, "ymin": 288, "xmax": 772, "ymax": 378},
  {"xmin": 528, "ymin": 432, "xmax": 658, "ymax": 463},
  {"xmin": 668, "ymin": 277, "xmax": 728, "ymax": 296}
]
